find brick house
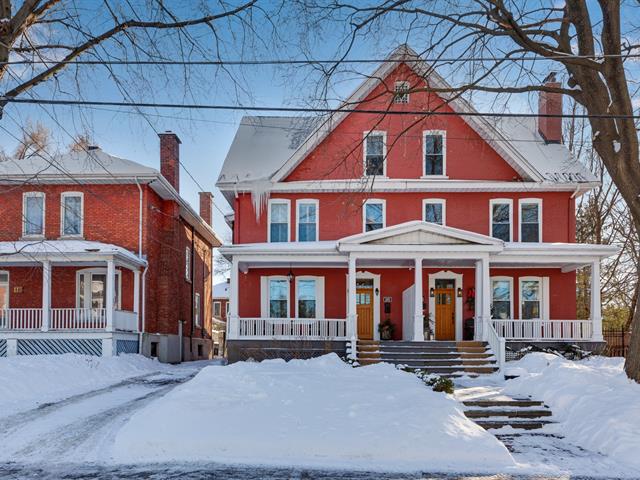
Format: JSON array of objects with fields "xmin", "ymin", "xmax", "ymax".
[
  {"xmin": 212, "ymin": 279, "xmax": 229, "ymax": 355},
  {"xmin": 0, "ymin": 132, "xmax": 221, "ymax": 362},
  {"xmin": 217, "ymin": 45, "xmax": 617, "ymax": 367}
]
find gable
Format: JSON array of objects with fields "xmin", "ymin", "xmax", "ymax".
[
  {"xmin": 368, "ymin": 229, "xmax": 469, "ymax": 245},
  {"xmin": 284, "ymin": 63, "xmax": 522, "ymax": 183}
]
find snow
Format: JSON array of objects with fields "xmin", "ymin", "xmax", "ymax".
[
  {"xmin": 0, "ymin": 354, "xmax": 173, "ymax": 418},
  {"xmin": 0, "ymin": 239, "xmax": 143, "ymax": 264},
  {"xmin": 613, "ymin": 140, "xmax": 621, "ymax": 153},
  {"xmin": 113, "ymin": 354, "xmax": 515, "ymax": 472},
  {"xmin": 503, "ymin": 353, "xmax": 640, "ymax": 472}
]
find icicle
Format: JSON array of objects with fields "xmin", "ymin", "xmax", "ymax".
[{"xmin": 249, "ymin": 178, "xmax": 273, "ymax": 221}]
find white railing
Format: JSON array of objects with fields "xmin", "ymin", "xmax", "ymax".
[
  {"xmin": 492, "ymin": 319, "xmax": 593, "ymax": 341},
  {"xmin": 50, "ymin": 308, "xmax": 107, "ymax": 330},
  {"xmin": 0, "ymin": 308, "xmax": 43, "ymax": 330},
  {"xmin": 114, "ymin": 310, "xmax": 138, "ymax": 332},
  {"xmin": 237, "ymin": 317, "xmax": 348, "ymax": 340},
  {"xmin": 484, "ymin": 318, "xmax": 506, "ymax": 370}
]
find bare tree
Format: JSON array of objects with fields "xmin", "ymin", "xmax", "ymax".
[
  {"xmin": 289, "ymin": 1, "xmax": 640, "ymax": 379},
  {"xmin": 13, "ymin": 118, "xmax": 49, "ymax": 158}
]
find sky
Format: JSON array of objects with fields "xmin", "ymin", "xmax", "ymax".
[{"xmin": 1, "ymin": 0, "xmax": 638, "ymax": 255}]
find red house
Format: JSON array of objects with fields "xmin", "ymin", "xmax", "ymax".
[
  {"xmin": 217, "ymin": 46, "xmax": 616, "ymax": 368},
  {"xmin": 0, "ymin": 132, "xmax": 221, "ymax": 362}
]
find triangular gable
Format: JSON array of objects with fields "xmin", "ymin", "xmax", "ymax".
[
  {"xmin": 338, "ymin": 221, "xmax": 503, "ymax": 247},
  {"xmin": 271, "ymin": 45, "xmax": 543, "ymax": 183}
]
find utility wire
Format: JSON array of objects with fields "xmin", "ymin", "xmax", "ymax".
[{"xmin": 3, "ymin": 97, "xmax": 639, "ymax": 119}]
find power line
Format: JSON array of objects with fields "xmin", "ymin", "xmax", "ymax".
[
  {"xmin": 4, "ymin": 97, "xmax": 640, "ymax": 119},
  {"xmin": 3, "ymin": 52, "xmax": 640, "ymax": 66}
]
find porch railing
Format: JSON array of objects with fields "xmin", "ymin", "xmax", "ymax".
[
  {"xmin": 485, "ymin": 319, "xmax": 506, "ymax": 370},
  {"xmin": 237, "ymin": 317, "xmax": 347, "ymax": 340},
  {"xmin": 492, "ymin": 319, "xmax": 593, "ymax": 341},
  {"xmin": 0, "ymin": 308, "xmax": 43, "ymax": 330},
  {"xmin": 50, "ymin": 308, "xmax": 107, "ymax": 330}
]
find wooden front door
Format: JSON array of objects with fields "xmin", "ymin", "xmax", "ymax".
[
  {"xmin": 356, "ymin": 286, "xmax": 374, "ymax": 340},
  {"xmin": 435, "ymin": 287, "xmax": 455, "ymax": 340}
]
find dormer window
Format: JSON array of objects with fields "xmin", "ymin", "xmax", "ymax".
[
  {"xmin": 363, "ymin": 132, "xmax": 386, "ymax": 177},
  {"xmin": 423, "ymin": 131, "xmax": 446, "ymax": 177},
  {"xmin": 394, "ymin": 81, "xmax": 410, "ymax": 104}
]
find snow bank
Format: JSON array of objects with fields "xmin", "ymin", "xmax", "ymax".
[
  {"xmin": 114, "ymin": 354, "xmax": 514, "ymax": 472},
  {"xmin": 0, "ymin": 354, "xmax": 170, "ymax": 418},
  {"xmin": 504, "ymin": 353, "xmax": 640, "ymax": 470}
]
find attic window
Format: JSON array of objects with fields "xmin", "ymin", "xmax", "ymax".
[{"xmin": 394, "ymin": 81, "xmax": 410, "ymax": 104}]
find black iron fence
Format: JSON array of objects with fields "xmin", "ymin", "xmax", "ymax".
[{"xmin": 603, "ymin": 327, "xmax": 631, "ymax": 357}]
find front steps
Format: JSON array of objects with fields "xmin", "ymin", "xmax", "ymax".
[
  {"xmin": 461, "ymin": 396, "xmax": 554, "ymax": 432},
  {"xmin": 356, "ymin": 340, "xmax": 498, "ymax": 376}
]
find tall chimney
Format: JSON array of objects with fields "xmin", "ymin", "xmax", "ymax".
[
  {"xmin": 538, "ymin": 73, "xmax": 563, "ymax": 144},
  {"xmin": 159, "ymin": 131, "xmax": 181, "ymax": 192},
  {"xmin": 199, "ymin": 191, "xmax": 214, "ymax": 226}
]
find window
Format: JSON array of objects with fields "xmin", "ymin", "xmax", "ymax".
[
  {"xmin": 519, "ymin": 199, "xmax": 542, "ymax": 242},
  {"xmin": 363, "ymin": 132, "xmax": 386, "ymax": 176},
  {"xmin": 423, "ymin": 199, "xmax": 446, "ymax": 225},
  {"xmin": 490, "ymin": 199, "xmax": 512, "ymax": 241},
  {"xmin": 23, "ymin": 192, "xmax": 45, "ymax": 237},
  {"xmin": 394, "ymin": 81, "xmax": 410, "ymax": 104},
  {"xmin": 297, "ymin": 200, "xmax": 318, "ymax": 242},
  {"xmin": 0, "ymin": 271, "xmax": 8, "ymax": 311},
  {"xmin": 268, "ymin": 199, "xmax": 290, "ymax": 242},
  {"xmin": 77, "ymin": 269, "xmax": 121, "ymax": 310},
  {"xmin": 194, "ymin": 293, "xmax": 201, "ymax": 327},
  {"xmin": 213, "ymin": 301, "xmax": 222, "ymax": 318},
  {"xmin": 520, "ymin": 278, "xmax": 541, "ymax": 320},
  {"xmin": 363, "ymin": 200, "xmax": 385, "ymax": 232},
  {"xmin": 423, "ymin": 131, "xmax": 446, "ymax": 176},
  {"xmin": 269, "ymin": 278, "xmax": 289, "ymax": 318},
  {"xmin": 491, "ymin": 277, "xmax": 513, "ymax": 319},
  {"xmin": 296, "ymin": 278, "xmax": 317, "ymax": 319},
  {"xmin": 185, "ymin": 247, "xmax": 192, "ymax": 281},
  {"xmin": 61, "ymin": 192, "xmax": 83, "ymax": 237}
]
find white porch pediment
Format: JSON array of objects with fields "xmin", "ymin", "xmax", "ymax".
[{"xmin": 369, "ymin": 229, "xmax": 469, "ymax": 246}]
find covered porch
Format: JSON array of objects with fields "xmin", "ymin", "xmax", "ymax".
[{"xmin": 0, "ymin": 240, "xmax": 146, "ymax": 356}]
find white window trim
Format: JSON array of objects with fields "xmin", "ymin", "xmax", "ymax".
[
  {"xmin": 185, "ymin": 246, "xmax": 192, "ymax": 281},
  {"xmin": 489, "ymin": 198, "xmax": 513, "ymax": 242},
  {"xmin": 394, "ymin": 80, "xmax": 410, "ymax": 104},
  {"xmin": 195, "ymin": 292, "xmax": 201, "ymax": 327},
  {"xmin": 362, "ymin": 199, "xmax": 386, "ymax": 233},
  {"xmin": 363, "ymin": 131, "xmax": 387, "ymax": 178},
  {"xmin": 260, "ymin": 275, "xmax": 291, "ymax": 318},
  {"xmin": 421, "ymin": 130, "xmax": 448, "ymax": 178},
  {"xmin": 60, "ymin": 191, "xmax": 84, "ymax": 238},
  {"xmin": 422, "ymin": 198, "xmax": 447, "ymax": 225},
  {"xmin": 213, "ymin": 300, "xmax": 222, "ymax": 318},
  {"xmin": 267, "ymin": 198, "xmax": 291, "ymax": 243},
  {"xmin": 225, "ymin": 301, "xmax": 229, "ymax": 317},
  {"xmin": 518, "ymin": 198, "xmax": 543, "ymax": 243},
  {"xmin": 518, "ymin": 276, "xmax": 549, "ymax": 320},
  {"xmin": 490, "ymin": 276, "xmax": 514, "ymax": 320},
  {"xmin": 0, "ymin": 270, "xmax": 9, "ymax": 308},
  {"xmin": 75, "ymin": 267, "xmax": 122, "ymax": 310},
  {"xmin": 294, "ymin": 275, "xmax": 325, "ymax": 319},
  {"xmin": 22, "ymin": 192, "xmax": 45, "ymax": 238},
  {"xmin": 295, "ymin": 199, "xmax": 319, "ymax": 242}
]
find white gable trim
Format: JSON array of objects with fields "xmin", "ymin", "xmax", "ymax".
[{"xmin": 270, "ymin": 45, "xmax": 543, "ymax": 183}]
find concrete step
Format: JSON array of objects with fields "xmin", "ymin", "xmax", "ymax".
[
  {"xmin": 399, "ymin": 365, "xmax": 499, "ymax": 374},
  {"xmin": 376, "ymin": 346, "xmax": 490, "ymax": 354},
  {"xmin": 379, "ymin": 352, "xmax": 494, "ymax": 359},
  {"xmin": 381, "ymin": 358, "xmax": 496, "ymax": 367},
  {"xmin": 379, "ymin": 341, "xmax": 487, "ymax": 347},
  {"xmin": 464, "ymin": 409, "xmax": 553, "ymax": 419},
  {"xmin": 473, "ymin": 419, "xmax": 553, "ymax": 430},
  {"xmin": 463, "ymin": 399, "xmax": 544, "ymax": 408}
]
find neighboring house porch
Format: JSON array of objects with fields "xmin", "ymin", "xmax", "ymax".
[
  {"xmin": 222, "ymin": 222, "xmax": 617, "ymax": 366},
  {"xmin": 0, "ymin": 240, "xmax": 146, "ymax": 357}
]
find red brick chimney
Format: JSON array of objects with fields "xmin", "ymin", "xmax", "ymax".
[
  {"xmin": 159, "ymin": 131, "xmax": 181, "ymax": 192},
  {"xmin": 199, "ymin": 191, "xmax": 214, "ymax": 226},
  {"xmin": 538, "ymin": 73, "xmax": 563, "ymax": 144}
]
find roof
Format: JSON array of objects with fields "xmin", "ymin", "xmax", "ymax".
[
  {"xmin": 217, "ymin": 45, "xmax": 597, "ymax": 200},
  {"xmin": 0, "ymin": 149, "xmax": 222, "ymax": 247},
  {"xmin": 0, "ymin": 240, "xmax": 146, "ymax": 267},
  {"xmin": 213, "ymin": 281, "xmax": 230, "ymax": 299}
]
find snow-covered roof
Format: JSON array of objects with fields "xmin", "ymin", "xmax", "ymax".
[
  {"xmin": 0, "ymin": 149, "xmax": 158, "ymax": 180},
  {"xmin": 213, "ymin": 281, "xmax": 230, "ymax": 299},
  {"xmin": 0, "ymin": 240, "xmax": 146, "ymax": 267}
]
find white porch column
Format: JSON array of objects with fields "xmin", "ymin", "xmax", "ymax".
[
  {"xmin": 106, "ymin": 259, "xmax": 115, "ymax": 332},
  {"xmin": 347, "ymin": 255, "xmax": 357, "ymax": 339},
  {"xmin": 481, "ymin": 256, "xmax": 491, "ymax": 341},
  {"xmin": 474, "ymin": 259, "xmax": 482, "ymax": 340},
  {"xmin": 591, "ymin": 259, "xmax": 603, "ymax": 341},
  {"xmin": 413, "ymin": 257, "xmax": 424, "ymax": 341},
  {"xmin": 133, "ymin": 268, "xmax": 140, "ymax": 332},
  {"xmin": 228, "ymin": 257, "xmax": 239, "ymax": 339},
  {"xmin": 41, "ymin": 260, "xmax": 51, "ymax": 332}
]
